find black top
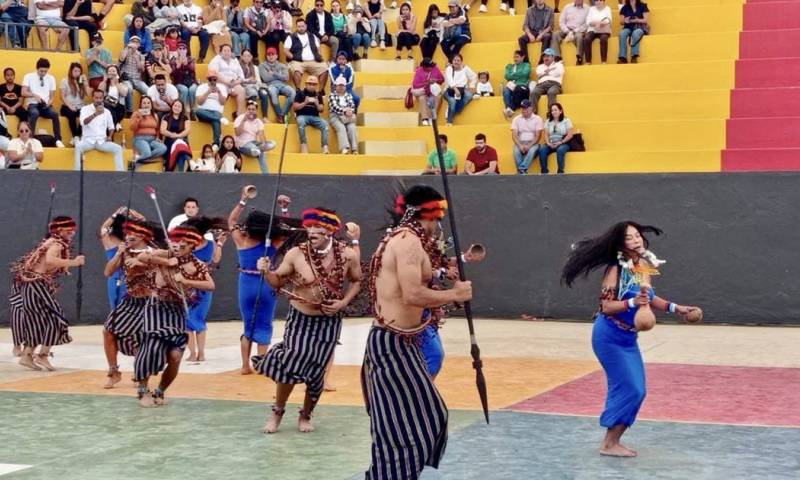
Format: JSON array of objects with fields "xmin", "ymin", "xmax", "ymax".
[
  {"xmin": 0, "ymin": 84, "xmax": 22, "ymax": 109},
  {"xmin": 305, "ymin": 9, "xmax": 334, "ymax": 38},
  {"xmin": 63, "ymin": 0, "xmax": 93, "ymax": 19},
  {"xmin": 294, "ymin": 89, "xmax": 323, "ymax": 117}
]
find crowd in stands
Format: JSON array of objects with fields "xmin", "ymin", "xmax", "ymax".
[{"xmin": 0, "ymin": 0, "xmax": 646, "ymax": 174}]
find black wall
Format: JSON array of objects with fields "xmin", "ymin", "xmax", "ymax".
[{"xmin": 1, "ymin": 171, "xmax": 797, "ymax": 325}]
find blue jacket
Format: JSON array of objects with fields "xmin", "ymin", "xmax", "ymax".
[{"xmin": 328, "ymin": 63, "xmax": 354, "ymax": 93}]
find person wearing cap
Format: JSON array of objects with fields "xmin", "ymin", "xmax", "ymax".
[
  {"xmin": 293, "ymin": 75, "xmax": 329, "ymax": 154},
  {"xmin": 328, "ymin": 51, "xmax": 360, "ymax": 108},
  {"xmin": 258, "ymin": 46, "xmax": 296, "ymax": 124},
  {"xmin": 440, "ymin": 0, "xmax": 471, "ymax": 63},
  {"xmin": 74, "ymin": 89, "xmax": 125, "ymax": 171},
  {"xmin": 177, "ymin": 0, "xmax": 211, "ymax": 62},
  {"xmin": 265, "ymin": 0, "xmax": 293, "ymax": 52},
  {"xmin": 86, "ymin": 32, "xmax": 114, "ymax": 90},
  {"xmin": 346, "ymin": 4, "xmax": 372, "ymax": 60},
  {"xmin": 306, "ymin": 0, "xmax": 338, "ymax": 61},
  {"xmin": 126, "ymin": 15, "xmax": 155, "ymax": 55},
  {"xmin": 328, "ymin": 76, "xmax": 358, "ymax": 154},
  {"xmin": 33, "ymin": 0, "xmax": 71, "ymax": 51},
  {"xmin": 119, "ymin": 35, "xmax": 150, "ymax": 114},
  {"xmin": 528, "ymin": 47, "xmax": 563, "ymax": 114},
  {"xmin": 226, "ymin": 0, "xmax": 249, "ymax": 57},
  {"xmin": 518, "ymin": 0, "xmax": 554, "ymax": 63},
  {"xmin": 64, "ymin": 0, "xmax": 103, "ymax": 51},
  {"xmin": 411, "ymin": 58, "xmax": 444, "ymax": 127},
  {"xmin": 235, "ymin": 100, "xmax": 276, "ymax": 172},
  {"xmin": 147, "ymin": 42, "xmax": 175, "ymax": 83},
  {"xmin": 170, "ymin": 41, "xmax": 198, "ymax": 118},
  {"xmin": 244, "ymin": 0, "xmax": 270, "ymax": 56},
  {"xmin": 552, "ymin": 0, "xmax": 588, "ymax": 65},
  {"xmin": 511, "ymin": 99, "xmax": 543, "ymax": 174},
  {"xmin": 284, "ymin": 18, "xmax": 330, "ymax": 89},
  {"xmin": 195, "ymin": 69, "xmax": 229, "ymax": 146}
]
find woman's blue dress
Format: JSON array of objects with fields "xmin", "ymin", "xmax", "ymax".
[
  {"xmin": 105, "ymin": 246, "xmax": 127, "ymax": 311},
  {"xmin": 186, "ymin": 240, "xmax": 214, "ymax": 333},
  {"xmin": 238, "ymin": 243, "xmax": 277, "ymax": 345}
]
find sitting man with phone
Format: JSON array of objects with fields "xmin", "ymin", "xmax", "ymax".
[{"xmin": 74, "ymin": 89, "xmax": 124, "ymax": 171}]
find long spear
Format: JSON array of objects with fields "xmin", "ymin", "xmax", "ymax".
[
  {"xmin": 45, "ymin": 181, "xmax": 56, "ymax": 235},
  {"xmin": 428, "ymin": 114, "xmax": 490, "ymax": 424},
  {"xmin": 76, "ymin": 154, "xmax": 85, "ymax": 323}
]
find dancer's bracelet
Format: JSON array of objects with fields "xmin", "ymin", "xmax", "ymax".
[
  {"xmin": 666, "ymin": 302, "xmax": 677, "ymax": 313},
  {"xmin": 626, "ymin": 298, "xmax": 636, "ymax": 310}
]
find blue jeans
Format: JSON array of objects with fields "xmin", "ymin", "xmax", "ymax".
[
  {"xmin": 176, "ymin": 83, "xmax": 197, "ymax": 110},
  {"xmin": 133, "ymin": 135, "xmax": 167, "ymax": 163},
  {"xmin": 260, "ymin": 83, "xmax": 295, "ymax": 117},
  {"xmin": 0, "ymin": 6, "xmax": 31, "ymax": 47},
  {"xmin": 513, "ymin": 144, "xmax": 539, "ymax": 174},
  {"xmin": 195, "ymin": 108, "xmax": 222, "ymax": 145},
  {"xmin": 124, "ymin": 79, "xmax": 149, "ymax": 112},
  {"xmin": 230, "ymin": 31, "xmax": 250, "ymax": 57},
  {"xmin": 180, "ymin": 28, "xmax": 210, "ymax": 60},
  {"xmin": 619, "ymin": 28, "xmax": 645, "ymax": 59},
  {"xmin": 296, "ymin": 115, "xmax": 329, "ymax": 147},
  {"xmin": 369, "ymin": 19, "xmax": 385, "ymax": 42},
  {"xmin": 443, "ymin": 88, "xmax": 473, "ymax": 124},
  {"xmin": 350, "ymin": 33, "xmax": 371, "ymax": 52},
  {"xmin": 240, "ymin": 140, "xmax": 275, "ymax": 174},
  {"xmin": 27, "ymin": 104, "xmax": 62, "ymax": 141},
  {"xmin": 74, "ymin": 138, "xmax": 124, "ymax": 171},
  {"xmin": 538, "ymin": 143, "xmax": 570, "ymax": 174}
]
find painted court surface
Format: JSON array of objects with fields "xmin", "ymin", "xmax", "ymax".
[{"xmin": 2, "ymin": 319, "xmax": 799, "ymax": 479}]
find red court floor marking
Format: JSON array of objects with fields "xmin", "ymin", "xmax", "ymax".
[{"xmin": 509, "ymin": 364, "xmax": 800, "ymax": 427}]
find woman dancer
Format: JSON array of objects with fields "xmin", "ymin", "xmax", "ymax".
[
  {"xmin": 99, "ymin": 208, "xmax": 144, "ymax": 311},
  {"xmin": 562, "ymin": 221, "xmax": 702, "ymax": 457}
]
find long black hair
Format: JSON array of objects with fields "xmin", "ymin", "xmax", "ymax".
[
  {"xmin": 561, "ymin": 221, "xmax": 662, "ymax": 287},
  {"xmin": 182, "ymin": 215, "xmax": 227, "ymax": 235},
  {"xmin": 386, "ymin": 183, "xmax": 445, "ymax": 228},
  {"xmin": 423, "ymin": 4, "xmax": 440, "ymax": 29}
]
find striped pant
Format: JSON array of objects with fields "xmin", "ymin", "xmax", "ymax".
[
  {"xmin": 9, "ymin": 281, "xmax": 25, "ymax": 347},
  {"xmin": 20, "ymin": 279, "xmax": 72, "ymax": 348},
  {"xmin": 362, "ymin": 326, "xmax": 448, "ymax": 479},
  {"xmin": 133, "ymin": 300, "xmax": 187, "ymax": 382},
  {"xmin": 104, "ymin": 296, "xmax": 148, "ymax": 357},
  {"xmin": 251, "ymin": 307, "xmax": 342, "ymax": 402}
]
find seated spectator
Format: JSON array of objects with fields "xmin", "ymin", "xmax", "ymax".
[
  {"xmin": 423, "ymin": 134, "xmax": 457, "ymax": 175},
  {"xmin": 147, "ymin": 43, "xmax": 174, "ymax": 82},
  {"xmin": 203, "ymin": 0, "xmax": 233, "ymax": 57},
  {"xmin": 125, "ymin": 0, "xmax": 157, "ymax": 29},
  {"xmin": 328, "ymin": 77, "xmax": 358, "ymax": 154},
  {"xmin": 461, "ymin": 0, "xmax": 488, "ymax": 14},
  {"xmin": 74, "ymin": 89, "xmax": 124, "ymax": 171},
  {"xmin": 64, "ymin": 0, "xmax": 104, "ymax": 51},
  {"xmin": 177, "ymin": 0, "xmax": 210, "ymax": 62},
  {"xmin": 190, "ymin": 143, "xmax": 218, "ymax": 172},
  {"xmin": 618, "ymin": 0, "xmax": 649, "ymax": 64},
  {"xmin": 0, "ymin": 0, "xmax": 32, "ymax": 48},
  {"xmin": 227, "ymin": 0, "xmax": 249, "ymax": 57},
  {"xmin": 440, "ymin": 0, "xmax": 471, "ymax": 63},
  {"xmin": 419, "ymin": 4, "xmax": 443, "ymax": 60},
  {"xmin": 131, "ymin": 96, "xmax": 167, "ymax": 165},
  {"xmin": 306, "ymin": 0, "xmax": 338, "ymax": 61},
  {"xmin": 330, "ymin": 0, "xmax": 350, "ymax": 59},
  {"xmin": 160, "ymin": 99, "xmax": 192, "ymax": 170},
  {"xmin": 258, "ymin": 47, "xmax": 296, "ymax": 124},
  {"xmin": 217, "ymin": 134, "xmax": 242, "ymax": 172},
  {"xmin": 553, "ymin": 0, "xmax": 588, "ymax": 65},
  {"xmin": 119, "ymin": 36, "xmax": 149, "ymax": 115},
  {"xmin": 94, "ymin": 0, "xmax": 117, "ymax": 27},
  {"xmin": 195, "ymin": 69, "xmax": 229, "ymax": 147},
  {"xmin": 287, "ymin": 0, "xmax": 303, "ymax": 17},
  {"xmin": 365, "ymin": 0, "xmax": 385, "ymax": 50},
  {"xmin": 411, "ymin": 58, "xmax": 444, "ymax": 127},
  {"xmin": 165, "ymin": 26, "xmax": 182, "ymax": 59},
  {"xmin": 126, "ymin": 15, "xmax": 154, "ymax": 54},
  {"xmin": 147, "ymin": 73, "xmax": 180, "ymax": 115},
  {"xmin": 538, "ymin": 102, "xmax": 573, "ymax": 174},
  {"xmin": 583, "ymin": 0, "xmax": 612, "ymax": 65},
  {"xmin": 517, "ymin": 0, "xmax": 553, "ymax": 63},
  {"xmin": 59, "ymin": 62, "xmax": 90, "ymax": 146},
  {"xmin": 86, "ymin": 33, "xmax": 113, "ymax": 90},
  {"xmin": 244, "ymin": 0, "xmax": 269, "ymax": 55},
  {"xmin": 234, "ymin": 100, "xmax": 275, "ymax": 173},
  {"xmin": 238, "ymin": 49, "xmax": 261, "ymax": 114},
  {"xmin": 97, "ymin": 65, "xmax": 128, "ymax": 126},
  {"xmin": 170, "ymin": 41, "xmax": 198, "ymax": 118},
  {"xmin": 347, "ymin": 5, "xmax": 372, "ymax": 60},
  {"xmin": 464, "ymin": 133, "xmax": 499, "ymax": 175},
  {"xmin": 151, "ymin": 0, "xmax": 182, "ymax": 33},
  {"xmin": 209, "ymin": 44, "xmax": 247, "ymax": 117},
  {"xmin": 293, "ymin": 75, "xmax": 329, "ymax": 154},
  {"xmin": 265, "ymin": 0, "xmax": 292, "ymax": 52},
  {"xmin": 33, "ymin": 0, "xmax": 70, "ymax": 51},
  {"xmin": 443, "ymin": 54, "xmax": 477, "ymax": 126},
  {"xmin": 328, "ymin": 51, "xmax": 360, "ymax": 108},
  {"xmin": 0, "ymin": 110, "xmax": 8, "ymax": 154},
  {"xmin": 1, "ymin": 68, "xmax": 28, "ymax": 122},
  {"xmin": 284, "ymin": 18, "xmax": 329, "ymax": 89},
  {"xmin": 529, "ymin": 48, "xmax": 563, "ymax": 113},
  {"xmin": 475, "ymin": 71, "xmax": 493, "ymax": 97},
  {"xmin": 511, "ymin": 99, "xmax": 543, "ymax": 174},
  {"xmin": 22, "ymin": 58, "xmax": 65, "ymax": 148},
  {"xmin": 500, "ymin": 0, "xmax": 533, "ymax": 17},
  {"xmin": 5, "ymin": 122, "xmax": 43, "ymax": 169},
  {"xmin": 395, "ymin": 3, "xmax": 418, "ymax": 60}
]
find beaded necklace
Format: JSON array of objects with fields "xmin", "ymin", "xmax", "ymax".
[
  {"xmin": 11, "ymin": 235, "xmax": 71, "ymax": 287},
  {"xmin": 297, "ymin": 239, "xmax": 347, "ymax": 304}
]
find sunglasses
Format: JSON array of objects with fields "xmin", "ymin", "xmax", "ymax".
[
  {"xmin": 18, "ymin": 129, "xmax": 29, "ymax": 133},
  {"xmin": 39, "ymin": 78, "xmax": 44, "ymax": 87}
]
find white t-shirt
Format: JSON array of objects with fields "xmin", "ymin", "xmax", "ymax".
[
  {"xmin": 316, "ymin": 12, "xmax": 326, "ymax": 36},
  {"xmin": 534, "ymin": 61, "xmax": 565, "ymax": 85},
  {"xmin": 177, "ymin": 4, "xmax": 203, "ymax": 29},
  {"xmin": 444, "ymin": 65, "xmax": 477, "ymax": 89},
  {"xmin": 168, "ymin": 213, "xmax": 215, "ymax": 239},
  {"xmin": 6, "ymin": 138, "xmax": 43, "ymax": 168},
  {"xmin": 190, "ymin": 157, "xmax": 217, "ymax": 172},
  {"xmin": 146, "ymin": 83, "xmax": 180, "ymax": 111},
  {"xmin": 511, "ymin": 114, "xmax": 544, "ymax": 143},
  {"xmin": 284, "ymin": 33, "xmax": 315, "ymax": 62},
  {"xmin": 195, "ymin": 83, "xmax": 228, "ymax": 113},
  {"xmin": 22, "ymin": 72, "xmax": 56, "ymax": 106},
  {"xmin": 79, "ymin": 104, "xmax": 115, "ymax": 142},
  {"xmin": 208, "ymin": 56, "xmax": 245, "ymax": 83},
  {"xmin": 35, "ymin": 0, "xmax": 61, "ymax": 18}
]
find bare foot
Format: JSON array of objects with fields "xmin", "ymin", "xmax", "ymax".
[
  {"xmin": 599, "ymin": 445, "xmax": 637, "ymax": 457},
  {"xmin": 34, "ymin": 354, "xmax": 56, "ymax": 371},
  {"xmin": 153, "ymin": 395, "xmax": 169, "ymax": 406},
  {"xmin": 12, "ymin": 345, "xmax": 22, "ymax": 357},
  {"xmin": 19, "ymin": 354, "xmax": 42, "ymax": 371},
  {"xmin": 139, "ymin": 394, "xmax": 157, "ymax": 408},
  {"xmin": 263, "ymin": 409, "xmax": 285, "ymax": 434},
  {"xmin": 323, "ymin": 383, "xmax": 337, "ymax": 392},
  {"xmin": 186, "ymin": 353, "xmax": 197, "ymax": 362},
  {"xmin": 298, "ymin": 412, "xmax": 315, "ymax": 433},
  {"xmin": 619, "ymin": 443, "xmax": 638, "ymax": 456},
  {"xmin": 104, "ymin": 369, "xmax": 122, "ymax": 389},
  {"xmin": 197, "ymin": 354, "xmax": 205, "ymax": 362},
  {"xmin": 241, "ymin": 366, "xmax": 254, "ymax": 375}
]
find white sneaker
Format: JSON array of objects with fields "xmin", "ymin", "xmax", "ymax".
[
  {"xmin": 499, "ymin": 2, "xmax": 507, "ymax": 11},
  {"xmin": 379, "ymin": 40, "xmax": 386, "ymax": 50},
  {"xmin": 503, "ymin": 107, "xmax": 514, "ymax": 119},
  {"xmin": 370, "ymin": 39, "xmax": 377, "ymax": 48},
  {"xmin": 479, "ymin": 4, "xmax": 487, "ymax": 12},
  {"xmin": 390, "ymin": 1, "xmax": 396, "ymax": 7},
  {"xmin": 341, "ymin": 147, "xmax": 350, "ymax": 154},
  {"xmin": 55, "ymin": 140, "xmax": 65, "ymax": 148},
  {"xmin": 464, "ymin": 3, "xmax": 470, "ymax": 10},
  {"xmin": 70, "ymin": 136, "xmax": 79, "ymax": 146},
  {"xmin": 220, "ymin": 117, "xmax": 230, "ymax": 126},
  {"xmin": 300, "ymin": 144, "xmax": 309, "ymax": 153},
  {"xmin": 212, "ymin": 144, "xmax": 219, "ymax": 152},
  {"xmin": 421, "ymin": 119, "xmax": 430, "ymax": 126},
  {"xmin": 322, "ymin": 145, "xmax": 329, "ymax": 154},
  {"xmin": 509, "ymin": 7, "xmax": 515, "ymax": 16},
  {"xmin": 115, "ymin": 123, "xmax": 122, "ymax": 132}
]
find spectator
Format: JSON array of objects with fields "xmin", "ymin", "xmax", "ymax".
[
  {"xmin": 475, "ymin": 71, "xmax": 493, "ymax": 97},
  {"xmin": 440, "ymin": 0, "xmax": 471, "ymax": 63},
  {"xmin": 168, "ymin": 197, "xmax": 200, "ymax": 229},
  {"xmin": 538, "ymin": 102, "xmax": 573, "ymax": 174},
  {"xmin": 258, "ymin": 47, "xmax": 295, "ymax": 124},
  {"xmin": 529, "ymin": 48, "xmax": 563, "ymax": 113},
  {"xmin": 583, "ymin": 0, "xmax": 612, "ymax": 65},
  {"xmin": 234, "ymin": 100, "xmax": 275, "ymax": 172},
  {"xmin": 147, "ymin": 73, "xmax": 180, "ymax": 115},
  {"xmin": 464, "ymin": 133, "xmax": 499, "ymax": 175},
  {"xmin": 190, "ymin": 143, "xmax": 218, "ymax": 172},
  {"xmin": 203, "ymin": 0, "xmax": 233, "ymax": 57},
  {"xmin": 328, "ymin": 76, "xmax": 357, "ymax": 154},
  {"xmin": 330, "ymin": 0, "xmax": 350, "ymax": 59},
  {"xmin": 518, "ymin": 0, "xmax": 553, "ymax": 63},
  {"xmin": 195, "ymin": 69, "xmax": 229, "ymax": 147},
  {"xmin": 365, "ymin": 0, "xmax": 386, "ymax": 50},
  {"xmin": 461, "ymin": 0, "xmax": 488, "ymax": 14},
  {"xmin": 511, "ymin": 99, "xmax": 543, "ymax": 174},
  {"xmin": 443, "ymin": 53, "xmax": 477, "ymax": 126},
  {"xmin": 306, "ymin": 0, "xmax": 338, "ymax": 61},
  {"xmin": 74, "ymin": 89, "xmax": 124, "ymax": 171},
  {"xmin": 64, "ymin": 0, "xmax": 103, "ymax": 51},
  {"xmin": 151, "ymin": 0, "xmax": 181, "ymax": 33},
  {"xmin": 86, "ymin": 33, "xmax": 113, "ymax": 90},
  {"xmin": 423, "ymin": 133, "xmax": 457, "ymax": 175},
  {"xmin": 265, "ymin": 0, "xmax": 292, "ymax": 53},
  {"xmin": 217, "ymin": 134, "xmax": 242, "ymax": 172},
  {"xmin": 125, "ymin": 15, "xmax": 154, "ymax": 54},
  {"xmin": 284, "ymin": 18, "xmax": 329, "ymax": 89},
  {"xmin": 33, "ymin": 0, "xmax": 70, "ymax": 51},
  {"xmin": 244, "ymin": 0, "xmax": 269, "ymax": 55},
  {"xmin": 119, "ymin": 36, "xmax": 149, "ymax": 115},
  {"xmin": 59, "ymin": 62, "xmax": 90, "ymax": 146},
  {"xmin": 97, "ymin": 65, "xmax": 128, "ymax": 126},
  {"xmin": 618, "ymin": 0, "xmax": 649, "ymax": 64},
  {"xmin": 209, "ymin": 43, "xmax": 247, "ymax": 117},
  {"xmin": 171, "ymin": 41, "xmax": 198, "ymax": 118},
  {"xmin": 293, "ymin": 75, "xmax": 329, "ymax": 154},
  {"xmin": 395, "ymin": 2, "xmax": 418, "ymax": 60},
  {"xmin": 0, "ymin": 0, "xmax": 31, "ymax": 48},
  {"xmin": 160, "ymin": 99, "xmax": 192, "ymax": 171},
  {"xmin": 500, "ymin": 0, "xmax": 532, "ymax": 17},
  {"xmin": 238, "ymin": 49, "xmax": 261, "ymax": 112},
  {"xmin": 22, "ymin": 58, "xmax": 65, "ymax": 148},
  {"xmin": 1, "ymin": 68, "xmax": 27, "ymax": 122},
  {"xmin": 328, "ymin": 51, "xmax": 360, "ymax": 108},
  {"xmin": 347, "ymin": 5, "xmax": 372, "ymax": 60},
  {"xmin": 420, "ymin": 4, "xmax": 444, "ymax": 60},
  {"xmin": 147, "ymin": 43, "xmax": 174, "ymax": 82},
  {"xmin": 226, "ymin": 0, "xmax": 249, "ymax": 57},
  {"xmin": 177, "ymin": 0, "xmax": 210, "ymax": 62},
  {"xmin": 125, "ymin": 0, "xmax": 157, "ymax": 28},
  {"xmin": 287, "ymin": 0, "xmax": 303, "ymax": 17},
  {"xmin": 411, "ymin": 57, "xmax": 444, "ymax": 127},
  {"xmin": 5, "ymin": 122, "xmax": 43, "ymax": 169},
  {"xmin": 131, "ymin": 96, "xmax": 167, "ymax": 165},
  {"xmin": 164, "ymin": 26, "xmax": 182, "ymax": 58},
  {"xmin": 553, "ymin": 0, "xmax": 588, "ymax": 65}
]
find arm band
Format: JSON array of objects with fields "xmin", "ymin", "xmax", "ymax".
[
  {"xmin": 626, "ymin": 298, "xmax": 636, "ymax": 310},
  {"xmin": 460, "ymin": 253, "xmax": 467, "ymax": 264},
  {"xmin": 668, "ymin": 302, "xmax": 677, "ymax": 314}
]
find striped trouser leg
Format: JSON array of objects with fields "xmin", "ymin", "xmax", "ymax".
[
  {"xmin": 9, "ymin": 282, "xmax": 25, "ymax": 347},
  {"xmin": 133, "ymin": 300, "xmax": 187, "ymax": 381},
  {"xmin": 20, "ymin": 279, "xmax": 71, "ymax": 348},
  {"xmin": 105, "ymin": 296, "xmax": 147, "ymax": 356},
  {"xmin": 133, "ymin": 333, "xmax": 169, "ymax": 382}
]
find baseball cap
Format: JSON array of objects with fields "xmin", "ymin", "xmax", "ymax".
[{"xmin": 520, "ymin": 99, "xmax": 532, "ymax": 108}]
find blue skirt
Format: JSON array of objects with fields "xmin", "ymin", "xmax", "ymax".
[
  {"xmin": 187, "ymin": 290, "xmax": 212, "ymax": 333},
  {"xmin": 419, "ymin": 324, "xmax": 445, "ymax": 377},
  {"xmin": 238, "ymin": 272, "xmax": 276, "ymax": 345}
]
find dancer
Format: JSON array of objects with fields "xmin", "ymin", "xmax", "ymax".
[
  {"xmin": 362, "ymin": 185, "xmax": 472, "ymax": 478},
  {"xmin": 101, "ymin": 218, "xmax": 160, "ymax": 388},
  {"xmin": 562, "ymin": 221, "xmax": 702, "ymax": 457},
  {"xmin": 11, "ymin": 217, "xmax": 86, "ymax": 371},
  {"xmin": 252, "ymin": 207, "xmax": 362, "ymax": 434},
  {"xmin": 99, "ymin": 207, "xmax": 145, "ymax": 311},
  {"xmin": 133, "ymin": 226, "xmax": 214, "ymax": 407}
]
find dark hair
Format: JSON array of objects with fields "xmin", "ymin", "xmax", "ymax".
[
  {"xmin": 154, "ymin": 73, "xmax": 166, "ymax": 81},
  {"xmin": 108, "ymin": 213, "xmax": 126, "ymax": 241},
  {"xmin": 201, "ymin": 144, "xmax": 215, "ymax": 157},
  {"xmin": 547, "ymin": 102, "xmax": 565, "ymax": 122},
  {"xmin": 67, "ymin": 62, "xmax": 83, "ymax": 98},
  {"xmin": 183, "ymin": 215, "xmax": 226, "ymax": 235},
  {"xmin": 128, "ymin": 15, "xmax": 145, "ymax": 35},
  {"xmin": 423, "ymin": 4, "xmax": 440, "ymax": 29},
  {"xmin": 3, "ymin": 67, "xmax": 14, "ymax": 76},
  {"xmin": 167, "ymin": 99, "xmax": 187, "ymax": 130},
  {"xmin": 438, "ymin": 134, "xmax": 448, "ymax": 144},
  {"xmin": 296, "ymin": 18, "xmax": 306, "ymax": 24},
  {"xmin": 400, "ymin": 2, "xmax": 411, "ymax": 13},
  {"xmin": 36, "ymin": 58, "xmax": 50, "ymax": 70},
  {"xmin": 452, "ymin": 53, "xmax": 463, "ymax": 63},
  {"xmin": 474, "ymin": 133, "xmax": 486, "ymax": 142},
  {"xmin": 183, "ymin": 197, "xmax": 199, "ymax": 207},
  {"xmin": 514, "ymin": 50, "xmax": 525, "ymax": 58},
  {"xmin": 561, "ymin": 221, "xmax": 663, "ymax": 287},
  {"xmin": 218, "ymin": 135, "xmax": 241, "ymax": 160}
]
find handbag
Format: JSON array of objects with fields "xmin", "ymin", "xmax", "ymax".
[
  {"xmin": 566, "ymin": 132, "xmax": 586, "ymax": 152},
  {"xmin": 404, "ymin": 87, "xmax": 414, "ymax": 109}
]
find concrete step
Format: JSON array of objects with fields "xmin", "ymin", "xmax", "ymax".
[
  {"xmin": 362, "ymin": 169, "xmax": 424, "ymax": 176},
  {"xmin": 360, "ymin": 111, "xmax": 419, "ymax": 127},
  {"xmin": 356, "ymin": 58, "xmax": 415, "ymax": 74},
  {"xmin": 359, "ymin": 85, "xmax": 408, "ymax": 100},
  {"xmin": 360, "ymin": 140, "xmax": 427, "ymax": 156}
]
